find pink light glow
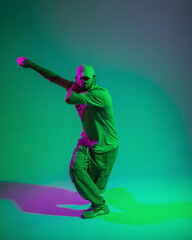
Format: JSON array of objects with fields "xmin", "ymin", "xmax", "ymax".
[{"xmin": 16, "ymin": 56, "xmax": 28, "ymax": 66}]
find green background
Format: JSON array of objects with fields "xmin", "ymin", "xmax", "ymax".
[{"xmin": 0, "ymin": 0, "xmax": 192, "ymax": 239}]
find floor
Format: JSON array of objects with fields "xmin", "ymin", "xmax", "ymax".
[{"xmin": 0, "ymin": 175, "xmax": 192, "ymax": 240}]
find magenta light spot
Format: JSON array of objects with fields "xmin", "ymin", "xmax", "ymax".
[{"xmin": 16, "ymin": 56, "xmax": 28, "ymax": 66}]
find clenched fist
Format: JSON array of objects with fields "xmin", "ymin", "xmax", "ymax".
[
  {"xmin": 70, "ymin": 82, "xmax": 84, "ymax": 93},
  {"xmin": 16, "ymin": 56, "xmax": 32, "ymax": 68}
]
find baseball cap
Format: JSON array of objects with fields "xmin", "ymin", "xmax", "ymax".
[{"xmin": 76, "ymin": 64, "xmax": 95, "ymax": 79}]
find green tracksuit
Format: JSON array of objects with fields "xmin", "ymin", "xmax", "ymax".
[{"xmin": 69, "ymin": 83, "xmax": 119, "ymax": 205}]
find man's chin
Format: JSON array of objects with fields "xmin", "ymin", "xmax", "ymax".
[
  {"xmin": 81, "ymin": 84, "xmax": 92, "ymax": 92},
  {"xmin": 82, "ymin": 86, "xmax": 89, "ymax": 91}
]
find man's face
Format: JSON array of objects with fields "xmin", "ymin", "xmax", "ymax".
[{"xmin": 75, "ymin": 73, "xmax": 95, "ymax": 91}]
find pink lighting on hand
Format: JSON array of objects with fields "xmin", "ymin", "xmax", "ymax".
[{"xmin": 16, "ymin": 56, "xmax": 28, "ymax": 66}]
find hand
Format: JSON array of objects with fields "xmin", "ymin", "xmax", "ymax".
[
  {"xmin": 70, "ymin": 82, "xmax": 83, "ymax": 93},
  {"xmin": 16, "ymin": 56, "xmax": 32, "ymax": 68}
]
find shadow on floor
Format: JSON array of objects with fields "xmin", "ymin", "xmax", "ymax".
[
  {"xmin": 0, "ymin": 182, "xmax": 192, "ymax": 224},
  {"xmin": 0, "ymin": 181, "xmax": 89, "ymax": 218}
]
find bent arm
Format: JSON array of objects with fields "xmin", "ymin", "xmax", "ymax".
[
  {"xmin": 65, "ymin": 83, "xmax": 85, "ymax": 104},
  {"xmin": 30, "ymin": 62, "xmax": 74, "ymax": 91}
]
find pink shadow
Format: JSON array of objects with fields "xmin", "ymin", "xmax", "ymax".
[{"xmin": 0, "ymin": 181, "xmax": 90, "ymax": 218}]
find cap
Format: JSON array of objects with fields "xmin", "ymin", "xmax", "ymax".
[{"xmin": 76, "ymin": 64, "xmax": 95, "ymax": 79}]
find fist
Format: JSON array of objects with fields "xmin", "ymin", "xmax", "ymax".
[
  {"xmin": 16, "ymin": 56, "xmax": 32, "ymax": 68},
  {"xmin": 71, "ymin": 82, "xmax": 83, "ymax": 93}
]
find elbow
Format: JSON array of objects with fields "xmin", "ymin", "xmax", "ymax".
[{"xmin": 65, "ymin": 97, "xmax": 72, "ymax": 104}]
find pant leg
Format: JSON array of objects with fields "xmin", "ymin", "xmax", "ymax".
[
  {"xmin": 69, "ymin": 139, "xmax": 104, "ymax": 205},
  {"xmin": 88, "ymin": 146, "xmax": 119, "ymax": 193}
]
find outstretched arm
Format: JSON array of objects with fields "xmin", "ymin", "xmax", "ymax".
[{"xmin": 16, "ymin": 57, "xmax": 74, "ymax": 91}]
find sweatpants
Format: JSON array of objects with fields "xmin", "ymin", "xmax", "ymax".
[{"xmin": 69, "ymin": 138, "xmax": 119, "ymax": 205}]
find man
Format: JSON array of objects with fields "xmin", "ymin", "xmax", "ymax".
[{"xmin": 16, "ymin": 57, "xmax": 119, "ymax": 219}]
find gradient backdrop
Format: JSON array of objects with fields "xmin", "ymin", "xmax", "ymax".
[{"xmin": 0, "ymin": 0, "xmax": 192, "ymax": 239}]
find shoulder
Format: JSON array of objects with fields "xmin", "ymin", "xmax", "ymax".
[
  {"xmin": 89, "ymin": 84, "xmax": 110, "ymax": 96},
  {"xmin": 89, "ymin": 84, "xmax": 112, "ymax": 105},
  {"xmin": 79, "ymin": 84, "xmax": 111, "ymax": 107}
]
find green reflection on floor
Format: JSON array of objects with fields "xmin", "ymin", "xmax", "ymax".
[{"xmin": 100, "ymin": 187, "xmax": 192, "ymax": 225}]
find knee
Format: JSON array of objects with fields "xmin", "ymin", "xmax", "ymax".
[
  {"xmin": 69, "ymin": 164, "xmax": 81, "ymax": 182},
  {"xmin": 69, "ymin": 162, "xmax": 77, "ymax": 177},
  {"xmin": 70, "ymin": 160, "xmax": 85, "ymax": 172},
  {"xmin": 70, "ymin": 166, "xmax": 86, "ymax": 181},
  {"xmin": 70, "ymin": 164, "xmax": 79, "ymax": 175}
]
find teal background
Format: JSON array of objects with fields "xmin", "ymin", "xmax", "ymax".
[{"xmin": 0, "ymin": 0, "xmax": 192, "ymax": 239}]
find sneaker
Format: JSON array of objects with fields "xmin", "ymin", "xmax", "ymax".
[
  {"xmin": 82, "ymin": 201, "xmax": 103, "ymax": 212},
  {"xmin": 81, "ymin": 201, "xmax": 110, "ymax": 219}
]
